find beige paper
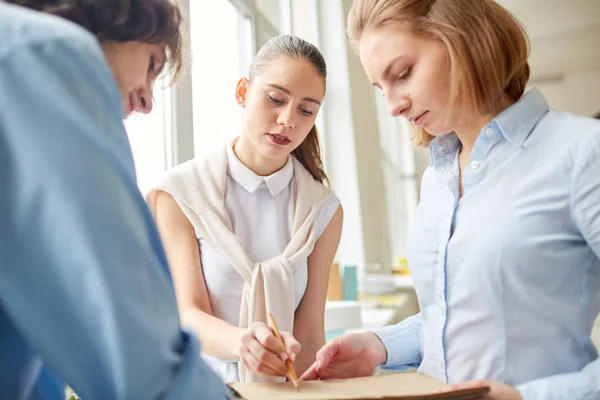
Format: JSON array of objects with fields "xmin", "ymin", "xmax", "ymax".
[{"xmin": 230, "ymin": 372, "xmax": 490, "ymax": 400}]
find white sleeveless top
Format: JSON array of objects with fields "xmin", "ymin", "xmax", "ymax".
[{"xmin": 196, "ymin": 142, "xmax": 340, "ymax": 382}]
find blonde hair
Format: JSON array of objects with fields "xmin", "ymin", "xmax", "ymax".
[{"xmin": 348, "ymin": 0, "xmax": 530, "ymax": 147}]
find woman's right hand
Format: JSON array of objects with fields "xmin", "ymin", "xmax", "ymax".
[
  {"xmin": 238, "ymin": 322, "xmax": 301, "ymax": 377},
  {"xmin": 300, "ymin": 332, "xmax": 387, "ymax": 380}
]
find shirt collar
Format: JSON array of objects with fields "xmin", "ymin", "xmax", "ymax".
[
  {"xmin": 429, "ymin": 88, "xmax": 550, "ymax": 167},
  {"xmin": 494, "ymin": 87, "xmax": 549, "ymax": 147},
  {"xmin": 226, "ymin": 140, "xmax": 294, "ymax": 196}
]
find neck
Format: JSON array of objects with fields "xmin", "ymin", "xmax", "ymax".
[
  {"xmin": 455, "ymin": 95, "xmax": 515, "ymax": 154},
  {"xmin": 233, "ymin": 135, "xmax": 288, "ymax": 177}
]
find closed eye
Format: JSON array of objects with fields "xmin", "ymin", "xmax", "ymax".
[
  {"xmin": 268, "ymin": 95, "xmax": 283, "ymax": 105},
  {"xmin": 398, "ymin": 67, "xmax": 412, "ymax": 81},
  {"xmin": 300, "ymin": 108, "xmax": 314, "ymax": 116},
  {"xmin": 148, "ymin": 55, "xmax": 156, "ymax": 74}
]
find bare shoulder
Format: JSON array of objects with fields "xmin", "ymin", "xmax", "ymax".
[{"xmin": 152, "ymin": 190, "xmax": 192, "ymax": 229}]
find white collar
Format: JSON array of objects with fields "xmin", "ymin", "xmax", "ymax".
[{"xmin": 226, "ymin": 139, "xmax": 294, "ymax": 196}]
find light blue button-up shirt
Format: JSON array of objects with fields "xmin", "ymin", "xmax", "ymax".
[
  {"xmin": 0, "ymin": 4, "xmax": 225, "ymax": 399},
  {"xmin": 373, "ymin": 88, "xmax": 600, "ymax": 400}
]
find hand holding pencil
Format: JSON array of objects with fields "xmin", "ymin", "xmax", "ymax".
[
  {"xmin": 238, "ymin": 317, "xmax": 301, "ymax": 382},
  {"xmin": 267, "ymin": 313, "xmax": 299, "ymax": 388}
]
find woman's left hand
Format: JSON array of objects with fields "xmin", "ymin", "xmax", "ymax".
[{"xmin": 438, "ymin": 380, "xmax": 523, "ymax": 400}]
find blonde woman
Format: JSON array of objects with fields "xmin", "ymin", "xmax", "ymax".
[{"xmin": 302, "ymin": 1, "xmax": 600, "ymax": 399}]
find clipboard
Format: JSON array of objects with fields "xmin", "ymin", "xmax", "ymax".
[{"xmin": 228, "ymin": 373, "xmax": 490, "ymax": 400}]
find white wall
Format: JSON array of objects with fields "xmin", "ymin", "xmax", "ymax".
[{"xmin": 536, "ymin": 69, "xmax": 600, "ymax": 116}]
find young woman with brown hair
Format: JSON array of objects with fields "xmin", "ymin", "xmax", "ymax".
[{"xmin": 148, "ymin": 35, "xmax": 344, "ymax": 384}]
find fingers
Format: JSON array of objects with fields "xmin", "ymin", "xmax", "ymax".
[
  {"xmin": 314, "ymin": 338, "xmax": 340, "ymax": 371},
  {"xmin": 300, "ymin": 340, "xmax": 340, "ymax": 381},
  {"xmin": 240, "ymin": 346, "xmax": 285, "ymax": 376},
  {"xmin": 438, "ymin": 380, "xmax": 489, "ymax": 393},
  {"xmin": 240, "ymin": 323, "xmax": 294, "ymax": 376},
  {"xmin": 252, "ymin": 323, "xmax": 287, "ymax": 359},
  {"xmin": 240, "ymin": 322, "xmax": 305, "ymax": 377},
  {"xmin": 300, "ymin": 362, "xmax": 319, "ymax": 381},
  {"xmin": 280, "ymin": 331, "xmax": 301, "ymax": 361},
  {"xmin": 240, "ymin": 332, "xmax": 287, "ymax": 376}
]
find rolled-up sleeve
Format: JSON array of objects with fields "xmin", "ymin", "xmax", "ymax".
[{"xmin": 371, "ymin": 313, "xmax": 422, "ymax": 370}]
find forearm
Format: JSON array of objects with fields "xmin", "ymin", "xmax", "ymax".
[
  {"xmin": 181, "ymin": 308, "xmax": 246, "ymax": 361},
  {"xmin": 293, "ymin": 329, "xmax": 325, "ymax": 376}
]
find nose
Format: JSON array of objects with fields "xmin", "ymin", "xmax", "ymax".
[
  {"xmin": 136, "ymin": 84, "xmax": 154, "ymax": 115},
  {"xmin": 276, "ymin": 105, "xmax": 295, "ymax": 129},
  {"xmin": 386, "ymin": 89, "xmax": 410, "ymax": 118}
]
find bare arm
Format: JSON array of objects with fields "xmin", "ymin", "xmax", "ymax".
[
  {"xmin": 151, "ymin": 190, "xmax": 245, "ymax": 360},
  {"xmin": 293, "ymin": 205, "xmax": 344, "ymax": 376}
]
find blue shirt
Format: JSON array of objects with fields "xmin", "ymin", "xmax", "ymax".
[
  {"xmin": 373, "ymin": 88, "xmax": 600, "ymax": 400},
  {"xmin": 0, "ymin": 4, "xmax": 225, "ymax": 399}
]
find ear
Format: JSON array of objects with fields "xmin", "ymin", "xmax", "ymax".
[{"xmin": 235, "ymin": 77, "xmax": 249, "ymax": 108}]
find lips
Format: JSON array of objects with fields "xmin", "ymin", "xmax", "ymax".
[
  {"xmin": 410, "ymin": 111, "xmax": 428, "ymax": 126},
  {"xmin": 266, "ymin": 133, "xmax": 291, "ymax": 146}
]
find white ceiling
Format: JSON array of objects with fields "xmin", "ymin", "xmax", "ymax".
[{"xmin": 496, "ymin": 0, "xmax": 600, "ymax": 84}]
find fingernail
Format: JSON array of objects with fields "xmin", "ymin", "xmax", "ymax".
[
  {"xmin": 317, "ymin": 359, "xmax": 322, "ymax": 369},
  {"xmin": 281, "ymin": 353, "xmax": 288, "ymax": 361},
  {"xmin": 290, "ymin": 353, "xmax": 296, "ymax": 362}
]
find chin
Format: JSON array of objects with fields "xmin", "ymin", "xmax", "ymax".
[
  {"xmin": 259, "ymin": 135, "xmax": 291, "ymax": 154},
  {"xmin": 263, "ymin": 146, "xmax": 291, "ymax": 162},
  {"xmin": 252, "ymin": 141, "xmax": 282, "ymax": 160},
  {"xmin": 423, "ymin": 125, "xmax": 452, "ymax": 137}
]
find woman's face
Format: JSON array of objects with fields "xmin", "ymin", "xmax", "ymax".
[
  {"xmin": 358, "ymin": 25, "xmax": 457, "ymax": 137},
  {"xmin": 102, "ymin": 41, "xmax": 166, "ymax": 118},
  {"xmin": 236, "ymin": 55, "xmax": 325, "ymax": 162}
]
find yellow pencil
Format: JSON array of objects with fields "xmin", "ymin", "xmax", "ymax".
[{"xmin": 267, "ymin": 312, "xmax": 300, "ymax": 389}]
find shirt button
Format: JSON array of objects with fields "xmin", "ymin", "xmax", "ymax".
[
  {"xmin": 470, "ymin": 161, "xmax": 480, "ymax": 169},
  {"xmin": 485, "ymin": 128, "xmax": 495, "ymax": 137}
]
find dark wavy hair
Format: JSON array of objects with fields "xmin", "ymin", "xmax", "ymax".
[{"xmin": 7, "ymin": 0, "xmax": 184, "ymax": 80}]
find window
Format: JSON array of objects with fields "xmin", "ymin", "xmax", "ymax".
[
  {"xmin": 375, "ymin": 90, "xmax": 418, "ymax": 263},
  {"xmin": 124, "ymin": 76, "xmax": 172, "ymax": 195},
  {"xmin": 125, "ymin": 0, "xmax": 291, "ymax": 193},
  {"xmin": 255, "ymin": 0, "xmax": 288, "ymax": 33},
  {"xmin": 189, "ymin": 0, "xmax": 253, "ymax": 156}
]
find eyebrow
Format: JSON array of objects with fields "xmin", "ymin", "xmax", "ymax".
[{"xmin": 267, "ymin": 83, "xmax": 322, "ymax": 106}]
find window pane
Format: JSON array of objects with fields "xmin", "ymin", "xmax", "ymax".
[
  {"xmin": 374, "ymin": 89, "xmax": 418, "ymax": 262},
  {"xmin": 190, "ymin": 0, "xmax": 252, "ymax": 156},
  {"xmin": 255, "ymin": 0, "xmax": 286, "ymax": 32},
  {"xmin": 124, "ymin": 78, "xmax": 171, "ymax": 195}
]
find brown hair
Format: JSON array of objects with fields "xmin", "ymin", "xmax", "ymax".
[
  {"xmin": 348, "ymin": 0, "xmax": 530, "ymax": 147},
  {"xmin": 8, "ymin": 0, "xmax": 184, "ymax": 81},
  {"xmin": 249, "ymin": 34, "xmax": 328, "ymax": 183}
]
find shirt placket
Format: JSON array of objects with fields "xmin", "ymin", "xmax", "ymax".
[
  {"xmin": 432, "ymin": 126, "xmax": 499, "ymax": 382},
  {"xmin": 432, "ymin": 162, "xmax": 457, "ymax": 381}
]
